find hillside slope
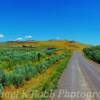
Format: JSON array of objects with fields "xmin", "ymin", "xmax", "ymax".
[{"xmin": 2, "ymin": 40, "xmax": 89, "ymax": 50}]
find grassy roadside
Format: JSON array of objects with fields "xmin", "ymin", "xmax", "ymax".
[
  {"xmin": 32, "ymin": 51, "xmax": 71, "ymax": 100},
  {"xmin": 83, "ymin": 46, "xmax": 100, "ymax": 64}
]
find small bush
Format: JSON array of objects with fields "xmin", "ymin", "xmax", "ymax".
[
  {"xmin": 0, "ymin": 70, "xmax": 7, "ymax": 86},
  {"xmin": 0, "ymin": 83, "xmax": 3, "ymax": 96},
  {"xmin": 10, "ymin": 72, "xmax": 25, "ymax": 87}
]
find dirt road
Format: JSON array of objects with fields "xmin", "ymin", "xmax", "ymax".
[{"xmin": 52, "ymin": 52, "xmax": 100, "ymax": 100}]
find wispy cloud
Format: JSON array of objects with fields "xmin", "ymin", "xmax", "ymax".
[
  {"xmin": 25, "ymin": 35, "xmax": 32, "ymax": 39},
  {"xmin": 16, "ymin": 37, "xmax": 23, "ymax": 41},
  {"xmin": 16, "ymin": 35, "xmax": 33, "ymax": 41},
  {"xmin": 56, "ymin": 36, "xmax": 60, "ymax": 40},
  {"xmin": 0, "ymin": 34, "xmax": 4, "ymax": 38}
]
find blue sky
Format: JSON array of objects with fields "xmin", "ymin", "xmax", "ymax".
[{"xmin": 0, "ymin": 0, "xmax": 100, "ymax": 44}]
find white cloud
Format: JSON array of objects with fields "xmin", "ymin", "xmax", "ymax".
[
  {"xmin": 0, "ymin": 34, "xmax": 4, "ymax": 38},
  {"xmin": 16, "ymin": 35, "xmax": 33, "ymax": 41},
  {"xmin": 25, "ymin": 35, "xmax": 32, "ymax": 39},
  {"xmin": 16, "ymin": 37, "xmax": 23, "ymax": 41}
]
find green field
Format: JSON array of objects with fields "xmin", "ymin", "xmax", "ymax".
[{"xmin": 0, "ymin": 46, "xmax": 71, "ymax": 100}]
